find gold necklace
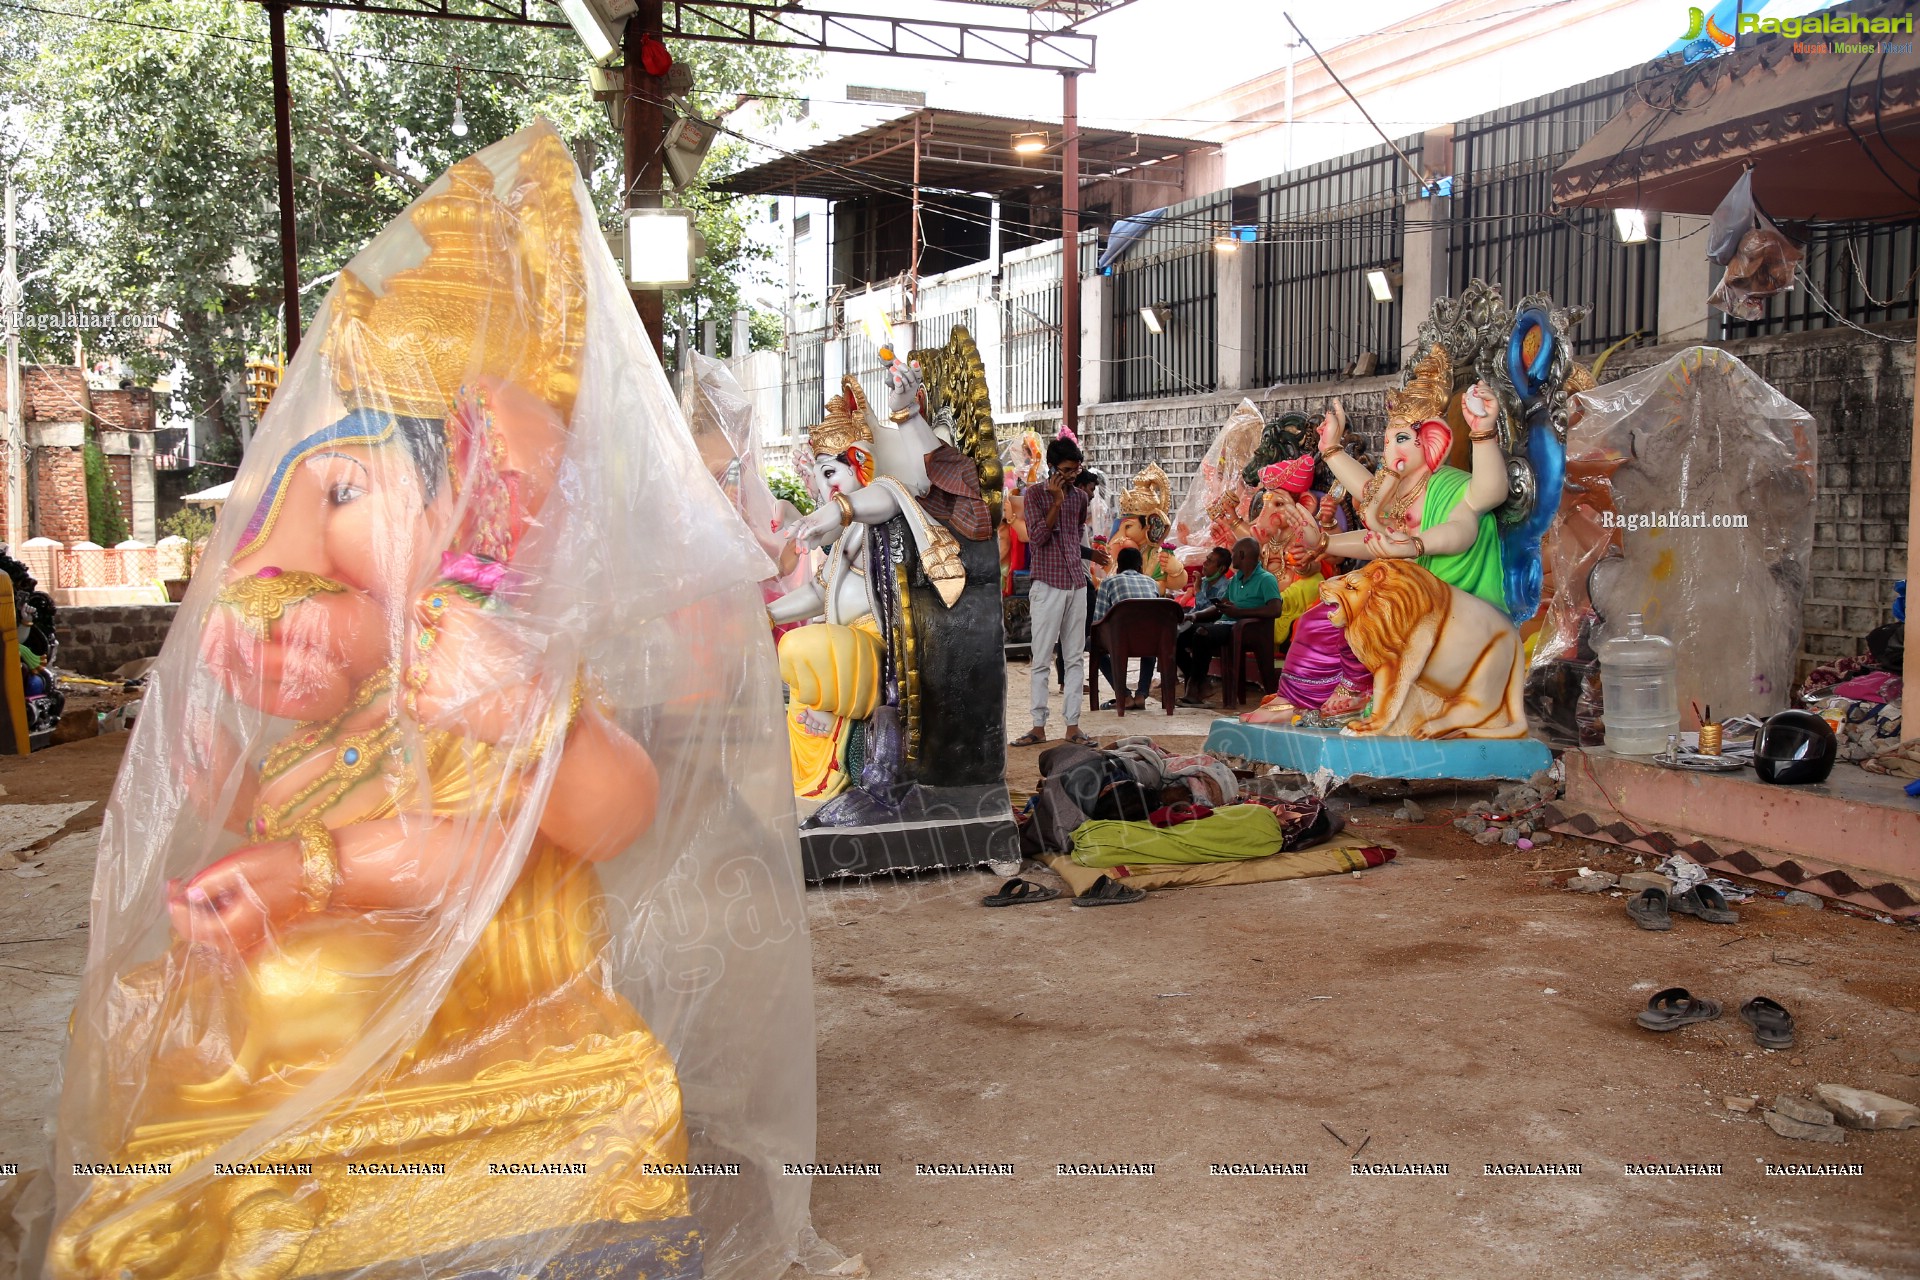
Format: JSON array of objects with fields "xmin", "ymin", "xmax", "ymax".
[
  {"xmin": 251, "ymin": 668, "xmax": 402, "ymax": 841},
  {"xmin": 1378, "ymin": 473, "xmax": 1430, "ymax": 531}
]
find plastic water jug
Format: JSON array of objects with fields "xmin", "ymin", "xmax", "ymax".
[{"xmin": 1598, "ymin": 613, "xmax": 1679, "ymax": 755}]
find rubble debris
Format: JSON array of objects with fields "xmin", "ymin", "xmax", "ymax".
[
  {"xmin": 1813, "ymin": 1085, "xmax": 1919, "ymax": 1130},
  {"xmin": 1771, "ymin": 1095, "xmax": 1836, "ymax": 1127},
  {"xmin": 1783, "ymin": 891, "xmax": 1825, "ymax": 910},
  {"xmin": 1618, "ymin": 871, "xmax": 1675, "ymax": 895},
  {"xmin": 1763, "ymin": 1110, "xmax": 1846, "ymax": 1144}
]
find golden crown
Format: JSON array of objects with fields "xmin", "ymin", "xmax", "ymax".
[
  {"xmin": 1387, "ymin": 345, "xmax": 1454, "ymax": 432},
  {"xmin": 808, "ymin": 375, "xmax": 876, "ymax": 458},
  {"xmin": 1118, "ymin": 462, "xmax": 1172, "ymax": 518},
  {"xmin": 325, "ymin": 130, "xmax": 586, "ymax": 422}
]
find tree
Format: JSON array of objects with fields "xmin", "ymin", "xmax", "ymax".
[{"xmin": 4, "ymin": 0, "xmax": 809, "ymax": 466}]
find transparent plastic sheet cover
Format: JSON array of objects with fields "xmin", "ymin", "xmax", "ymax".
[
  {"xmin": 1530, "ymin": 346, "xmax": 1817, "ymax": 724},
  {"xmin": 1170, "ymin": 398, "xmax": 1265, "ymax": 563},
  {"xmin": 35, "ymin": 124, "xmax": 820, "ymax": 1280},
  {"xmin": 680, "ymin": 351, "xmax": 808, "ymax": 602}
]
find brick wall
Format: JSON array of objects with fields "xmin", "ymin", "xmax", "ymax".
[
  {"xmin": 1037, "ymin": 322, "xmax": 1913, "ymax": 673},
  {"xmin": 90, "ymin": 387, "xmax": 156, "ymax": 433},
  {"xmin": 52, "ymin": 604, "xmax": 179, "ymax": 676},
  {"xmin": 19, "ymin": 366, "xmax": 90, "ymax": 424},
  {"xmin": 34, "ymin": 447, "xmax": 90, "ymax": 544},
  {"xmin": 1606, "ymin": 324, "xmax": 1913, "ymax": 667}
]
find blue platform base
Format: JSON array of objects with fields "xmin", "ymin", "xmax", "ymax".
[{"xmin": 1205, "ymin": 718, "xmax": 1553, "ymax": 783}]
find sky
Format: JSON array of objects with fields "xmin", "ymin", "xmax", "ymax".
[{"xmin": 750, "ymin": 0, "xmax": 1851, "ymax": 152}]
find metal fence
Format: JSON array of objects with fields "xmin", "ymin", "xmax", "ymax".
[
  {"xmin": 914, "ymin": 304, "xmax": 979, "ymax": 353},
  {"xmin": 1255, "ymin": 140, "xmax": 1417, "ymax": 385},
  {"xmin": 781, "ymin": 325, "xmax": 826, "ymax": 446},
  {"xmin": 1718, "ymin": 218, "xmax": 1920, "ymax": 339},
  {"xmin": 1449, "ymin": 69, "xmax": 1658, "ymax": 355},
  {"xmin": 1000, "ymin": 245, "xmax": 1065, "ymax": 411},
  {"xmin": 1107, "ymin": 193, "xmax": 1224, "ymax": 401}
]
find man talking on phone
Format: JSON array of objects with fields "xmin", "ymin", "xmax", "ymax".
[{"xmin": 1012, "ymin": 436, "xmax": 1094, "ymax": 746}]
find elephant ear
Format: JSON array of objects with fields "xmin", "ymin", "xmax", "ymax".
[{"xmin": 911, "ymin": 325, "xmax": 1002, "ymax": 526}]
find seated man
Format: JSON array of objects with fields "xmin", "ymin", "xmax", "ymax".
[
  {"xmin": 1187, "ymin": 546, "xmax": 1233, "ymax": 621},
  {"xmin": 1092, "ymin": 544, "xmax": 1162, "ymax": 709},
  {"xmin": 1177, "ymin": 538, "xmax": 1282, "ymax": 705}
]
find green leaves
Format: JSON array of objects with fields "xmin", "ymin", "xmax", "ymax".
[{"xmin": 11, "ymin": 0, "xmax": 807, "ymax": 455}]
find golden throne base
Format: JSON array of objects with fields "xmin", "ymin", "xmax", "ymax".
[{"xmin": 51, "ymin": 1032, "xmax": 703, "ymax": 1280}]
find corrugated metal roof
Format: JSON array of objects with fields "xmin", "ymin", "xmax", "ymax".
[{"xmin": 714, "ymin": 107, "xmax": 1208, "ymax": 199}]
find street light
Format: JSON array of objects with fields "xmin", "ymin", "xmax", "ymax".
[
  {"xmin": 625, "ymin": 208, "xmax": 696, "ymax": 287},
  {"xmin": 559, "ymin": 0, "xmax": 632, "ymax": 65},
  {"xmin": 1139, "ymin": 304, "xmax": 1169, "ymax": 336},
  {"xmin": 1365, "ymin": 266, "xmax": 1402, "ymax": 304},
  {"xmin": 1614, "ymin": 208, "xmax": 1650, "ymax": 244},
  {"xmin": 1012, "ymin": 132, "xmax": 1048, "ymax": 154}
]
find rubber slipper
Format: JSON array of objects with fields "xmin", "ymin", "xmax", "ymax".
[
  {"xmin": 1636, "ymin": 986, "xmax": 1723, "ymax": 1032},
  {"xmin": 1672, "ymin": 883, "xmax": 1738, "ymax": 924},
  {"xmin": 1072, "ymin": 874, "xmax": 1145, "ymax": 907},
  {"xmin": 1009, "ymin": 728, "xmax": 1047, "ymax": 747},
  {"xmin": 982, "ymin": 877, "xmax": 1061, "ymax": 908},
  {"xmin": 1626, "ymin": 887, "xmax": 1673, "ymax": 931},
  {"xmin": 1739, "ymin": 995, "xmax": 1796, "ymax": 1049},
  {"xmin": 1064, "ymin": 727, "xmax": 1094, "ymax": 746}
]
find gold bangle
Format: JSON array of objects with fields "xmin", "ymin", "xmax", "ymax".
[
  {"xmin": 1469, "ymin": 429, "xmax": 1498, "ymax": 443},
  {"xmin": 888, "ymin": 406, "xmax": 914, "ymax": 424},
  {"xmin": 296, "ymin": 821, "xmax": 339, "ymax": 914},
  {"xmin": 832, "ymin": 493, "xmax": 855, "ymax": 526},
  {"xmin": 1412, "ymin": 536, "xmax": 1427, "ymax": 557},
  {"xmin": 1319, "ymin": 443, "xmax": 1342, "ymax": 459}
]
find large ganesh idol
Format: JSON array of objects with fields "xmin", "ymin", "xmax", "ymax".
[
  {"xmin": 1266, "ymin": 282, "xmax": 1589, "ymax": 740},
  {"xmin": 43, "ymin": 127, "xmax": 818, "ymax": 1280},
  {"xmin": 770, "ymin": 329, "xmax": 1017, "ymax": 879}
]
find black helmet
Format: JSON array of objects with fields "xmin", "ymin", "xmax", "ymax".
[{"xmin": 1753, "ymin": 709, "xmax": 1837, "ymax": 785}]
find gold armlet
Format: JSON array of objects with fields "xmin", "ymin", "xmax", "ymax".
[
  {"xmin": 888, "ymin": 407, "xmax": 914, "ymax": 424},
  {"xmin": 296, "ymin": 822, "xmax": 340, "ymax": 914},
  {"xmin": 832, "ymin": 493, "xmax": 855, "ymax": 526}
]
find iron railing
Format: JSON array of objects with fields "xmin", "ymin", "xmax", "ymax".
[
  {"xmin": 1450, "ymin": 69, "xmax": 1658, "ymax": 355},
  {"xmin": 1718, "ymin": 219, "xmax": 1920, "ymax": 338},
  {"xmin": 781, "ymin": 325, "xmax": 826, "ymax": 446},
  {"xmin": 1000, "ymin": 245, "xmax": 1065, "ymax": 411},
  {"xmin": 1255, "ymin": 140, "xmax": 1418, "ymax": 385},
  {"xmin": 1107, "ymin": 193, "xmax": 1224, "ymax": 401}
]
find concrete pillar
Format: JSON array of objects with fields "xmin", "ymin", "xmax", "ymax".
[
  {"xmin": 1215, "ymin": 245, "xmax": 1257, "ymax": 391},
  {"xmin": 130, "ymin": 441, "xmax": 157, "ymax": 544},
  {"xmin": 1657, "ymin": 213, "xmax": 1712, "ymax": 343},
  {"xmin": 732, "ymin": 307, "xmax": 751, "ymax": 359},
  {"xmin": 973, "ymin": 296, "xmax": 1005, "ymax": 419},
  {"xmin": 1080, "ymin": 272, "xmax": 1110, "ymax": 408},
  {"xmin": 1399, "ymin": 126, "xmax": 1455, "ymax": 360}
]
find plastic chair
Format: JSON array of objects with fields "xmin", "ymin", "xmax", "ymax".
[
  {"xmin": 1223, "ymin": 618, "xmax": 1277, "ymax": 709},
  {"xmin": 1087, "ymin": 597, "xmax": 1183, "ymax": 716}
]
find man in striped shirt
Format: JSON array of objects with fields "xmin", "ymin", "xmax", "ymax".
[{"xmin": 1012, "ymin": 437, "xmax": 1093, "ymax": 746}]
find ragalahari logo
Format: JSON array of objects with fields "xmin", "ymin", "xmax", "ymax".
[{"xmin": 1682, "ymin": 6, "xmax": 1737, "ymax": 48}]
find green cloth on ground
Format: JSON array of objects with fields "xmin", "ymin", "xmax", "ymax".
[
  {"xmin": 1070, "ymin": 803, "xmax": 1285, "ymax": 867},
  {"xmin": 1417, "ymin": 465, "xmax": 1506, "ymax": 611}
]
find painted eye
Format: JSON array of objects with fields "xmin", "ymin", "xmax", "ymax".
[{"xmin": 329, "ymin": 483, "xmax": 367, "ymax": 505}]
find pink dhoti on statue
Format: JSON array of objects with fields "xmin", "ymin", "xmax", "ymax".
[{"xmin": 1277, "ymin": 602, "xmax": 1372, "ymax": 708}]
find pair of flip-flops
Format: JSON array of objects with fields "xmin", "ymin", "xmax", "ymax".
[
  {"xmin": 981, "ymin": 875, "xmax": 1144, "ymax": 908},
  {"xmin": 1635, "ymin": 987, "xmax": 1796, "ymax": 1048},
  {"xmin": 1626, "ymin": 883, "xmax": 1738, "ymax": 931}
]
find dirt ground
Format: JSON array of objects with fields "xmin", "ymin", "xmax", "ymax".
[{"xmin": 4, "ymin": 685, "xmax": 1919, "ymax": 1278}]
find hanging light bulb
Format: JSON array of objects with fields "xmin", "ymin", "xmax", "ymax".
[{"xmin": 452, "ymin": 93, "xmax": 469, "ymax": 138}]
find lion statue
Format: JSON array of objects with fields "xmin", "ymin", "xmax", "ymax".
[{"xmin": 1321, "ymin": 560, "xmax": 1528, "ymax": 739}]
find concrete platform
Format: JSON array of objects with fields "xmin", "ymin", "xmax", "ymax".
[
  {"xmin": 1550, "ymin": 747, "xmax": 1920, "ymax": 915},
  {"xmin": 1203, "ymin": 717, "xmax": 1553, "ymax": 784}
]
